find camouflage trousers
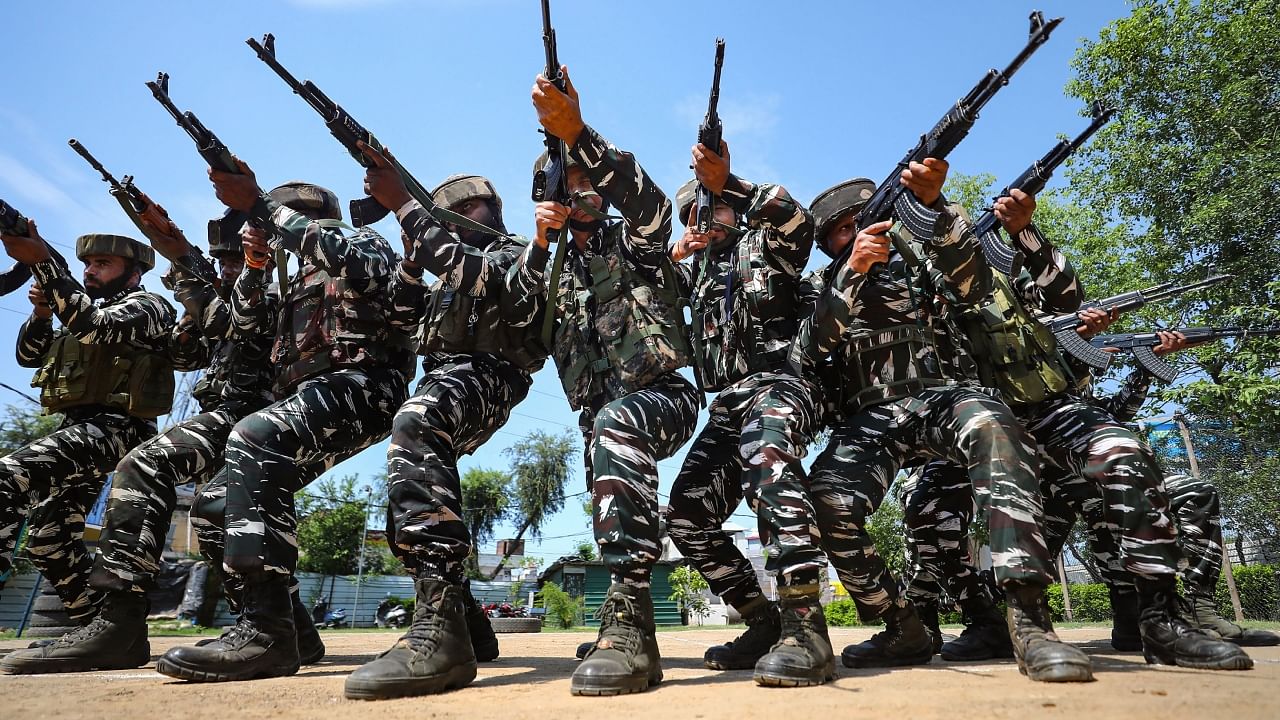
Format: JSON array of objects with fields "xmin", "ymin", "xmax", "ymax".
[
  {"xmin": 0, "ymin": 409, "xmax": 154, "ymax": 622},
  {"xmin": 386, "ymin": 354, "xmax": 530, "ymax": 584},
  {"xmin": 91, "ymin": 406, "xmax": 254, "ymax": 596},
  {"xmin": 899, "ymin": 461, "xmax": 996, "ymax": 608},
  {"xmin": 1029, "ymin": 395, "xmax": 1182, "ymax": 581},
  {"xmin": 581, "ymin": 372, "xmax": 699, "ymax": 589},
  {"xmin": 812, "ymin": 385, "xmax": 1051, "ymax": 621},
  {"xmin": 219, "ymin": 367, "xmax": 407, "ymax": 577},
  {"xmin": 665, "ymin": 373, "xmax": 780, "ymax": 612}
]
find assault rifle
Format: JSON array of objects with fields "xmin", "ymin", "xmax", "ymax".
[
  {"xmin": 68, "ymin": 138, "xmax": 155, "ymax": 239},
  {"xmin": 976, "ymin": 101, "xmax": 1116, "ymax": 274},
  {"xmin": 853, "ymin": 10, "xmax": 1061, "ymax": 252},
  {"xmin": 0, "ymin": 199, "xmax": 72, "ymax": 296},
  {"xmin": 1090, "ymin": 326, "xmax": 1280, "ymax": 383},
  {"xmin": 1043, "ymin": 274, "xmax": 1233, "ymax": 373},
  {"xmin": 693, "ymin": 38, "xmax": 725, "ymax": 234},
  {"xmin": 532, "ymin": 0, "xmax": 571, "ymax": 348}
]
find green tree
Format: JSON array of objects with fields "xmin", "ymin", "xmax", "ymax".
[
  {"xmin": 574, "ymin": 540, "xmax": 596, "ymax": 561},
  {"xmin": 295, "ymin": 474, "xmax": 368, "ymax": 576},
  {"xmin": 0, "ymin": 403, "xmax": 60, "ymax": 456},
  {"xmin": 538, "ymin": 580, "xmax": 584, "ymax": 628},
  {"xmin": 461, "ymin": 467, "xmax": 513, "ymax": 578},
  {"xmin": 667, "ymin": 564, "xmax": 710, "ymax": 623},
  {"xmin": 488, "ymin": 430, "xmax": 577, "ymax": 580},
  {"xmin": 866, "ymin": 484, "xmax": 907, "ymax": 580}
]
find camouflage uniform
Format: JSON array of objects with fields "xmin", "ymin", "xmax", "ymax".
[
  {"xmin": 0, "ymin": 237, "xmax": 174, "ymax": 623},
  {"xmin": 664, "ymin": 175, "xmax": 817, "ymax": 612},
  {"xmin": 383, "ymin": 176, "xmax": 544, "ymax": 583},
  {"xmin": 507, "ymin": 125, "xmax": 700, "ymax": 589},
  {"xmin": 92, "ymin": 246, "xmax": 275, "ymax": 596}
]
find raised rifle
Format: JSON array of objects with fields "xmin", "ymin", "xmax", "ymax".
[
  {"xmin": 1089, "ymin": 326, "xmax": 1280, "ymax": 383},
  {"xmin": 1043, "ymin": 274, "xmax": 1233, "ymax": 373},
  {"xmin": 246, "ymin": 33, "xmax": 504, "ymax": 241},
  {"xmin": 531, "ymin": 0, "xmax": 571, "ymax": 348},
  {"xmin": 693, "ymin": 38, "xmax": 725, "ymax": 234},
  {"xmin": 976, "ymin": 101, "xmax": 1116, "ymax": 274},
  {"xmin": 0, "ymin": 199, "xmax": 72, "ymax": 296},
  {"xmin": 856, "ymin": 12, "xmax": 1061, "ymax": 238},
  {"xmin": 68, "ymin": 138, "xmax": 155, "ymax": 239}
]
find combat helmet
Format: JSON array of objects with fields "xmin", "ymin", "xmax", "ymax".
[
  {"xmin": 432, "ymin": 174, "xmax": 502, "ymax": 214},
  {"xmin": 810, "ymin": 178, "xmax": 876, "ymax": 257},
  {"xmin": 268, "ymin": 182, "xmax": 342, "ymax": 221},
  {"xmin": 206, "ymin": 209, "xmax": 249, "ymax": 258},
  {"xmin": 75, "ymin": 233, "xmax": 155, "ymax": 272}
]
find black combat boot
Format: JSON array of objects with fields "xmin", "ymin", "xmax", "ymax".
[
  {"xmin": 1188, "ymin": 592, "xmax": 1280, "ymax": 647},
  {"xmin": 941, "ymin": 596, "xmax": 1014, "ymax": 661},
  {"xmin": 575, "ymin": 640, "xmax": 595, "ymax": 660},
  {"xmin": 1137, "ymin": 578, "xmax": 1253, "ymax": 670},
  {"xmin": 571, "ymin": 583, "xmax": 662, "ymax": 696},
  {"xmin": 1108, "ymin": 586, "xmax": 1143, "ymax": 651},
  {"xmin": 704, "ymin": 598, "xmax": 782, "ymax": 670},
  {"xmin": 463, "ymin": 580, "xmax": 500, "ymax": 662},
  {"xmin": 344, "ymin": 578, "xmax": 477, "ymax": 700},
  {"xmin": 156, "ymin": 573, "xmax": 300, "ymax": 682},
  {"xmin": 291, "ymin": 589, "xmax": 325, "ymax": 664},
  {"xmin": 841, "ymin": 601, "xmax": 934, "ymax": 668},
  {"xmin": 1004, "ymin": 582, "xmax": 1093, "ymax": 682},
  {"xmin": 914, "ymin": 600, "xmax": 943, "ymax": 655},
  {"xmin": 752, "ymin": 589, "xmax": 836, "ymax": 687},
  {"xmin": 1, "ymin": 591, "xmax": 150, "ymax": 674}
]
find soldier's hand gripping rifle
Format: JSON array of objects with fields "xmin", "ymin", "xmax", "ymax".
[
  {"xmin": 976, "ymin": 101, "xmax": 1116, "ymax": 274},
  {"xmin": 531, "ymin": 0, "xmax": 571, "ymax": 349},
  {"xmin": 1043, "ymin": 273, "xmax": 1233, "ymax": 374},
  {"xmin": 849, "ymin": 11, "xmax": 1061, "ymax": 268},
  {"xmin": 693, "ymin": 38, "xmax": 725, "ymax": 235},
  {"xmin": 1089, "ymin": 326, "xmax": 1280, "ymax": 383},
  {"xmin": 246, "ymin": 33, "xmax": 507, "ymax": 242},
  {"xmin": 0, "ymin": 199, "xmax": 72, "ymax": 296}
]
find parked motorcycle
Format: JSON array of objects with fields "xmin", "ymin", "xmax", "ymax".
[
  {"xmin": 484, "ymin": 602, "xmax": 529, "ymax": 618},
  {"xmin": 311, "ymin": 597, "xmax": 349, "ymax": 629},
  {"xmin": 375, "ymin": 596, "xmax": 408, "ymax": 629}
]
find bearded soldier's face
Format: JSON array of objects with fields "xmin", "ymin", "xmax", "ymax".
[{"xmin": 82, "ymin": 254, "xmax": 138, "ymax": 299}]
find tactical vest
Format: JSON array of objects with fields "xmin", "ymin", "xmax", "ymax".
[
  {"xmin": 834, "ymin": 324, "xmax": 954, "ymax": 413},
  {"xmin": 955, "ymin": 273, "xmax": 1071, "ymax": 406},
  {"xmin": 192, "ymin": 341, "xmax": 232, "ymax": 411},
  {"xmin": 421, "ymin": 282, "xmax": 547, "ymax": 373},
  {"xmin": 272, "ymin": 260, "xmax": 414, "ymax": 395},
  {"xmin": 33, "ymin": 332, "xmax": 174, "ymax": 419},
  {"xmin": 690, "ymin": 231, "xmax": 800, "ymax": 393},
  {"xmin": 553, "ymin": 250, "xmax": 692, "ymax": 409}
]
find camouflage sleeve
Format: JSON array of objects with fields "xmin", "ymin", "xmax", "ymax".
[
  {"xmin": 568, "ymin": 125, "xmax": 672, "ymax": 270},
  {"xmin": 170, "ymin": 252, "xmax": 232, "ymax": 340},
  {"xmin": 922, "ymin": 201, "xmax": 992, "ymax": 307},
  {"xmin": 265, "ymin": 197, "xmax": 393, "ymax": 281},
  {"xmin": 30, "ymin": 259, "xmax": 176, "ymax": 347},
  {"xmin": 1096, "ymin": 369, "xmax": 1152, "ymax": 422},
  {"xmin": 788, "ymin": 265, "xmax": 865, "ymax": 374},
  {"xmin": 720, "ymin": 176, "xmax": 814, "ymax": 274},
  {"xmin": 502, "ymin": 241, "xmax": 550, "ymax": 329},
  {"xmin": 386, "ymin": 261, "xmax": 429, "ymax": 332},
  {"xmin": 1008, "ymin": 222, "xmax": 1082, "ymax": 314},
  {"xmin": 230, "ymin": 266, "xmax": 276, "ymax": 341},
  {"xmin": 167, "ymin": 313, "xmax": 214, "ymax": 372},
  {"xmin": 393, "ymin": 200, "xmax": 522, "ymax": 293},
  {"xmin": 15, "ymin": 313, "xmax": 54, "ymax": 368}
]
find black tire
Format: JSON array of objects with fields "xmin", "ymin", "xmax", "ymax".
[
  {"xmin": 490, "ymin": 617, "xmax": 542, "ymax": 634},
  {"xmin": 22, "ymin": 626, "xmax": 77, "ymax": 639},
  {"xmin": 32, "ymin": 594, "xmax": 67, "ymax": 613}
]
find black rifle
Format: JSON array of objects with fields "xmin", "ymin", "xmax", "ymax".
[
  {"xmin": 854, "ymin": 10, "xmax": 1061, "ymax": 248},
  {"xmin": 693, "ymin": 38, "xmax": 725, "ymax": 234},
  {"xmin": 1044, "ymin": 274, "xmax": 1232, "ymax": 373},
  {"xmin": 976, "ymin": 101, "xmax": 1116, "ymax": 274},
  {"xmin": 246, "ymin": 33, "xmax": 504, "ymax": 240},
  {"xmin": 68, "ymin": 138, "xmax": 154, "ymax": 238},
  {"xmin": 1090, "ymin": 326, "xmax": 1280, "ymax": 383},
  {"xmin": 0, "ymin": 199, "xmax": 72, "ymax": 296},
  {"xmin": 531, "ymin": 0, "xmax": 571, "ymax": 348}
]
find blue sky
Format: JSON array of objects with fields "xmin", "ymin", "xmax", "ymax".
[{"xmin": 0, "ymin": 1, "xmax": 1133, "ymax": 563}]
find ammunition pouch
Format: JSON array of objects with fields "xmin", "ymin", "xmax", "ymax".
[
  {"xmin": 958, "ymin": 274, "xmax": 1070, "ymax": 407},
  {"xmin": 422, "ymin": 284, "xmax": 547, "ymax": 372},
  {"xmin": 838, "ymin": 323, "xmax": 952, "ymax": 413},
  {"xmin": 33, "ymin": 333, "xmax": 174, "ymax": 419}
]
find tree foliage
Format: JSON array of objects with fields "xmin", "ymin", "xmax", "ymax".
[
  {"xmin": 667, "ymin": 564, "xmax": 710, "ymax": 621},
  {"xmin": 461, "ymin": 467, "xmax": 513, "ymax": 578},
  {"xmin": 488, "ymin": 430, "xmax": 577, "ymax": 579},
  {"xmin": 0, "ymin": 403, "xmax": 60, "ymax": 457},
  {"xmin": 295, "ymin": 474, "xmax": 369, "ymax": 576}
]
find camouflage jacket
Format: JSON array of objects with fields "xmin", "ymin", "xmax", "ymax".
[
  {"xmin": 232, "ymin": 197, "xmax": 411, "ymax": 395},
  {"xmin": 168, "ymin": 250, "xmax": 275, "ymax": 413},
  {"xmin": 507, "ymin": 125, "xmax": 686, "ymax": 410},
  {"xmin": 673, "ymin": 177, "xmax": 813, "ymax": 392},
  {"xmin": 387, "ymin": 201, "xmax": 543, "ymax": 375},
  {"xmin": 788, "ymin": 198, "xmax": 990, "ymax": 413}
]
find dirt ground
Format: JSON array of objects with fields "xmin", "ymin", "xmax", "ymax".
[{"xmin": 2, "ymin": 626, "xmax": 1277, "ymax": 720}]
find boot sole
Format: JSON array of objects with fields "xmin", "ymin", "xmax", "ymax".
[
  {"xmin": 570, "ymin": 670, "xmax": 662, "ymax": 696},
  {"xmin": 841, "ymin": 649, "xmax": 933, "ymax": 669},
  {"xmin": 156, "ymin": 655, "xmax": 300, "ymax": 683},
  {"xmin": 705, "ymin": 658, "xmax": 760, "ymax": 671},
  {"xmin": 1, "ymin": 655, "xmax": 149, "ymax": 675},
  {"xmin": 344, "ymin": 662, "xmax": 478, "ymax": 700},
  {"xmin": 1019, "ymin": 660, "xmax": 1094, "ymax": 683},
  {"xmin": 1143, "ymin": 649, "xmax": 1254, "ymax": 671},
  {"xmin": 299, "ymin": 645, "xmax": 326, "ymax": 665},
  {"xmin": 940, "ymin": 647, "xmax": 1015, "ymax": 662},
  {"xmin": 753, "ymin": 662, "xmax": 836, "ymax": 687}
]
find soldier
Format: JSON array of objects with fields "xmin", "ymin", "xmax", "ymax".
[
  {"xmin": 0, "ymin": 226, "xmax": 175, "ymax": 674},
  {"xmin": 660, "ymin": 138, "xmax": 817, "ymax": 675},
  {"xmin": 154, "ymin": 167, "xmax": 413, "ymax": 683},
  {"xmin": 792, "ymin": 170, "xmax": 1098, "ymax": 683},
  {"xmin": 507, "ymin": 66, "xmax": 700, "ymax": 696},
  {"xmin": 342, "ymin": 147, "xmax": 546, "ymax": 700}
]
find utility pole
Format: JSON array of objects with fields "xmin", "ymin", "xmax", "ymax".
[{"xmin": 352, "ymin": 487, "xmax": 372, "ymax": 627}]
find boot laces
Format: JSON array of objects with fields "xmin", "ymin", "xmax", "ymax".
[
  {"xmin": 53, "ymin": 614, "xmax": 112, "ymax": 647},
  {"xmin": 216, "ymin": 614, "xmax": 262, "ymax": 650},
  {"xmin": 400, "ymin": 594, "xmax": 448, "ymax": 653},
  {"xmin": 730, "ymin": 612, "xmax": 778, "ymax": 650},
  {"xmin": 779, "ymin": 605, "xmax": 821, "ymax": 649},
  {"xmin": 593, "ymin": 592, "xmax": 641, "ymax": 654}
]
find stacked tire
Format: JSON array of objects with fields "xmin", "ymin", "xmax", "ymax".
[{"xmin": 24, "ymin": 578, "xmax": 77, "ymax": 638}]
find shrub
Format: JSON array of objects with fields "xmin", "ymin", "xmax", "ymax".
[
  {"xmin": 1215, "ymin": 563, "xmax": 1279, "ymax": 621},
  {"xmin": 823, "ymin": 599, "xmax": 862, "ymax": 627},
  {"xmin": 538, "ymin": 581, "xmax": 584, "ymax": 629}
]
